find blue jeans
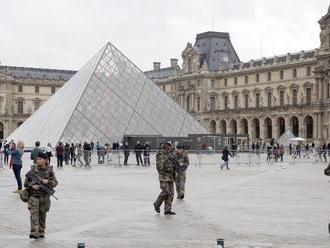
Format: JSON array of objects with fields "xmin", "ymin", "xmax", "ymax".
[{"xmin": 12, "ymin": 164, "xmax": 22, "ymax": 190}]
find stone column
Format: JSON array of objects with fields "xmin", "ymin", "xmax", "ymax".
[
  {"xmin": 260, "ymin": 118, "xmax": 265, "ymax": 142},
  {"xmin": 313, "ymin": 114, "xmax": 318, "ymax": 141},
  {"xmin": 272, "ymin": 118, "xmax": 278, "ymax": 140},
  {"xmin": 318, "ymin": 113, "xmax": 323, "ymax": 140}
]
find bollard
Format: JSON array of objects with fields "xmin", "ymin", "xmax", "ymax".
[
  {"xmin": 217, "ymin": 238, "xmax": 224, "ymax": 248},
  {"xmin": 77, "ymin": 242, "xmax": 85, "ymax": 248}
]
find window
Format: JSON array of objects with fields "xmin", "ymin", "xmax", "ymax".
[
  {"xmin": 186, "ymin": 95, "xmax": 190, "ymax": 111},
  {"xmin": 245, "ymin": 75, "xmax": 248, "ymax": 84},
  {"xmin": 256, "ymin": 93, "xmax": 260, "ymax": 108},
  {"xmin": 162, "ymin": 85, "xmax": 166, "ymax": 91},
  {"xmin": 293, "ymin": 69, "xmax": 297, "ymax": 78},
  {"xmin": 267, "ymin": 72, "xmax": 272, "ymax": 81},
  {"xmin": 35, "ymin": 86, "xmax": 39, "ymax": 94},
  {"xmin": 211, "ymin": 79, "xmax": 215, "ymax": 89},
  {"xmin": 244, "ymin": 94, "xmax": 249, "ymax": 109},
  {"xmin": 17, "ymin": 100, "xmax": 23, "ymax": 114},
  {"xmin": 280, "ymin": 70, "xmax": 284, "ymax": 80},
  {"xmin": 256, "ymin": 74, "xmax": 259, "ymax": 83},
  {"xmin": 224, "ymin": 78, "xmax": 227, "ymax": 86},
  {"xmin": 292, "ymin": 89, "xmax": 297, "ymax": 105},
  {"xmin": 234, "ymin": 95, "xmax": 238, "ymax": 110},
  {"xmin": 267, "ymin": 91, "xmax": 272, "ymax": 107},
  {"xmin": 197, "ymin": 80, "xmax": 201, "ymax": 87},
  {"xmin": 224, "ymin": 96, "xmax": 228, "ymax": 110},
  {"xmin": 306, "ymin": 67, "xmax": 311, "ymax": 76},
  {"xmin": 197, "ymin": 97, "xmax": 201, "ymax": 111},
  {"xmin": 34, "ymin": 100, "xmax": 41, "ymax": 111},
  {"xmin": 234, "ymin": 77, "xmax": 237, "ymax": 85},
  {"xmin": 280, "ymin": 90, "xmax": 284, "ymax": 106},
  {"xmin": 210, "ymin": 96, "xmax": 216, "ymax": 111},
  {"xmin": 306, "ymin": 88, "xmax": 312, "ymax": 104},
  {"xmin": 18, "ymin": 85, "xmax": 23, "ymax": 93}
]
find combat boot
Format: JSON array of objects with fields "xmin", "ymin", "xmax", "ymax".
[
  {"xmin": 153, "ymin": 203, "xmax": 160, "ymax": 213},
  {"xmin": 164, "ymin": 211, "xmax": 176, "ymax": 215},
  {"xmin": 180, "ymin": 194, "xmax": 184, "ymax": 200},
  {"xmin": 29, "ymin": 234, "xmax": 38, "ymax": 239}
]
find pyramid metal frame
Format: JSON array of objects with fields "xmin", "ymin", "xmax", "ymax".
[{"xmin": 8, "ymin": 43, "xmax": 208, "ymax": 147}]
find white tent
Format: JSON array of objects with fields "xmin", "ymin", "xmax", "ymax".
[{"xmin": 277, "ymin": 129, "xmax": 296, "ymax": 147}]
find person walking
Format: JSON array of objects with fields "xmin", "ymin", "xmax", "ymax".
[
  {"xmin": 70, "ymin": 143, "xmax": 76, "ymax": 166},
  {"xmin": 153, "ymin": 142, "xmax": 176, "ymax": 215},
  {"xmin": 64, "ymin": 143, "xmax": 70, "ymax": 165},
  {"xmin": 134, "ymin": 141, "xmax": 143, "ymax": 166},
  {"xmin": 83, "ymin": 142, "xmax": 90, "ymax": 166},
  {"xmin": 174, "ymin": 144, "xmax": 189, "ymax": 200},
  {"xmin": 106, "ymin": 143, "xmax": 113, "ymax": 165},
  {"xmin": 30, "ymin": 141, "xmax": 42, "ymax": 166},
  {"xmin": 122, "ymin": 142, "xmax": 129, "ymax": 166},
  {"xmin": 76, "ymin": 143, "xmax": 84, "ymax": 166},
  {"xmin": 23, "ymin": 152, "xmax": 58, "ymax": 239},
  {"xmin": 143, "ymin": 142, "xmax": 151, "ymax": 166},
  {"xmin": 221, "ymin": 146, "xmax": 232, "ymax": 170},
  {"xmin": 55, "ymin": 142, "xmax": 64, "ymax": 168},
  {"xmin": 45, "ymin": 143, "xmax": 53, "ymax": 164},
  {"xmin": 8, "ymin": 141, "xmax": 24, "ymax": 193},
  {"xmin": 3, "ymin": 140, "xmax": 9, "ymax": 165}
]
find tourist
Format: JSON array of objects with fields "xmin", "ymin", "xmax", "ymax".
[
  {"xmin": 30, "ymin": 141, "xmax": 42, "ymax": 165},
  {"xmin": 70, "ymin": 143, "xmax": 76, "ymax": 166},
  {"xmin": 143, "ymin": 142, "xmax": 151, "ymax": 166},
  {"xmin": 76, "ymin": 143, "xmax": 84, "ymax": 166},
  {"xmin": 3, "ymin": 140, "xmax": 9, "ymax": 165},
  {"xmin": 64, "ymin": 143, "xmax": 70, "ymax": 165},
  {"xmin": 83, "ymin": 142, "xmax": 91, "ymax": 166},
  {"xmin": 90, "ymin": 141, "xmax": 94, "ymax": 154},
  {"xmin": 105, "ymin": 143, "xmax": 112, "ymax": 165},
  {"xmin": 45, "ymin": 143, "xmax": 53, "ymax": 164},
  {"xmin": 55, "ymin": 142, "xmax": 64, "ymax": 167},
  {"xmin": 322, "ymin": 143, "xmax": 327, "ymax": 162},
  {"xmin": 134, "ymin": 141, "xmax": 143, "ymax": 166},
  {"xmin": 96, "ymin": 141, "xmax": 101, "ymax": 164},
  {"xmin": 8, "ymin": 141, "xmax": 24, "ymax": 193},
  {"xmin": 221, "ymin": 146, "xmax": 232, "ymax": 170},
  {"xmin": 122, "ymin": 142, "xmax": 130, "ymax": 166},
  {"xmin": 279, "ymin": 144, "xmax": 284, "ymax": 162}
]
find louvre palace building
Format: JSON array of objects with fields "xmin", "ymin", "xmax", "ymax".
[
  {"xmin": 146, "ymin": 5, "xmax": 330, "ymax": 144},
  {"xmin": 0, "ymin": 5, "xmax": 330, "ymax": 145}
]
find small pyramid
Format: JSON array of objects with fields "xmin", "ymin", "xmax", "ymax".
[{"xmin": 8, "ymin": 43, "xmax": 208, "ymax": 146}]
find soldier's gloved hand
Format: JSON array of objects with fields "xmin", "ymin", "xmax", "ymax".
[
  {"xmin": 32, "ymin": 185, "xmax": 40, "ymax": 190},
  {"xmin": 41, "ymin": 179, "xmax": 49, "ymax": 184}
]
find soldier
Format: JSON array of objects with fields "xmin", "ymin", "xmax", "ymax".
[
  {"xmin": 24, "ymin": 152, "xmax": 58, "ymax": 239},
  {"xmin": 153, "ymin": 142, "xmax": 176, "ymax": 215},
  {"xmin": 174, "ymin": 144, "xmax": 189, "ymax": 200}
]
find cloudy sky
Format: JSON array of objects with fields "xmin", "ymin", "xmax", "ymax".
[{"xmin": 0, "ymin": 0, "xmax": 329, "ymax": 71}]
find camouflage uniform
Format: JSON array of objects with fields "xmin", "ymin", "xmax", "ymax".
[
  {"xmin": 154, "ymin": 149, "xmax": 175, "ymax": 212},
  {"xmin": 24, "ymin": 165, "xmax": 58, "ymax": 237},
  {"xmin": 174, "ymin": 151, "xmax": 189, "ymax": 198}
]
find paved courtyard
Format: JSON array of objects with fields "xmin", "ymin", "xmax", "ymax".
[{"xmin": 0, "ymin": 153, "xmax": 329, "ymax": 247}]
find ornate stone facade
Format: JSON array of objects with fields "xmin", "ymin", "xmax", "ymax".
[
  {"xmin": 0, "ymin": 66, "xmax": 75, "ymax": 140},
  {"xmin": 148, "ymin": 6, "xmax": 330, "ymax": 144}
]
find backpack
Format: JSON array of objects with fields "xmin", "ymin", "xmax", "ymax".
[{"xmin": 324, "ymin": 163, "xmax": 330, "ymax": 176}]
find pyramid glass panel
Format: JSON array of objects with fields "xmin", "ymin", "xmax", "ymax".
[{"xmin": 8, "ymin": 42, "xmax": 208, "ymax": 147}]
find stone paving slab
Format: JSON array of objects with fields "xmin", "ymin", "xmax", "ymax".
[{"xmin": 0, "ymin": 153, "xmax": 329, "ymax": 247}]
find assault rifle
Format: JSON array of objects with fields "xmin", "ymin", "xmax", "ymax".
[
  {"xmin": 167, "ymin": 153, "xmax": 181, "ymax": 172},
  {"xmin": 26, "ymin": 172, "xmax": 58, "ymax": 200}
]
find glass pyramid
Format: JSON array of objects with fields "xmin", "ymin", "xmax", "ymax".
[{"xmin": 8, "ymin": 43, "xmax": 208, "ymax": 147}]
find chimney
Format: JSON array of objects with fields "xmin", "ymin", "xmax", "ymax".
[
  {"xmin": 170, "ymin": 58, "xmax": 178, "ymax": 68},
  {"xmin": 153, "ymin": 62, "xmax": 161, "ymax": 70}
]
